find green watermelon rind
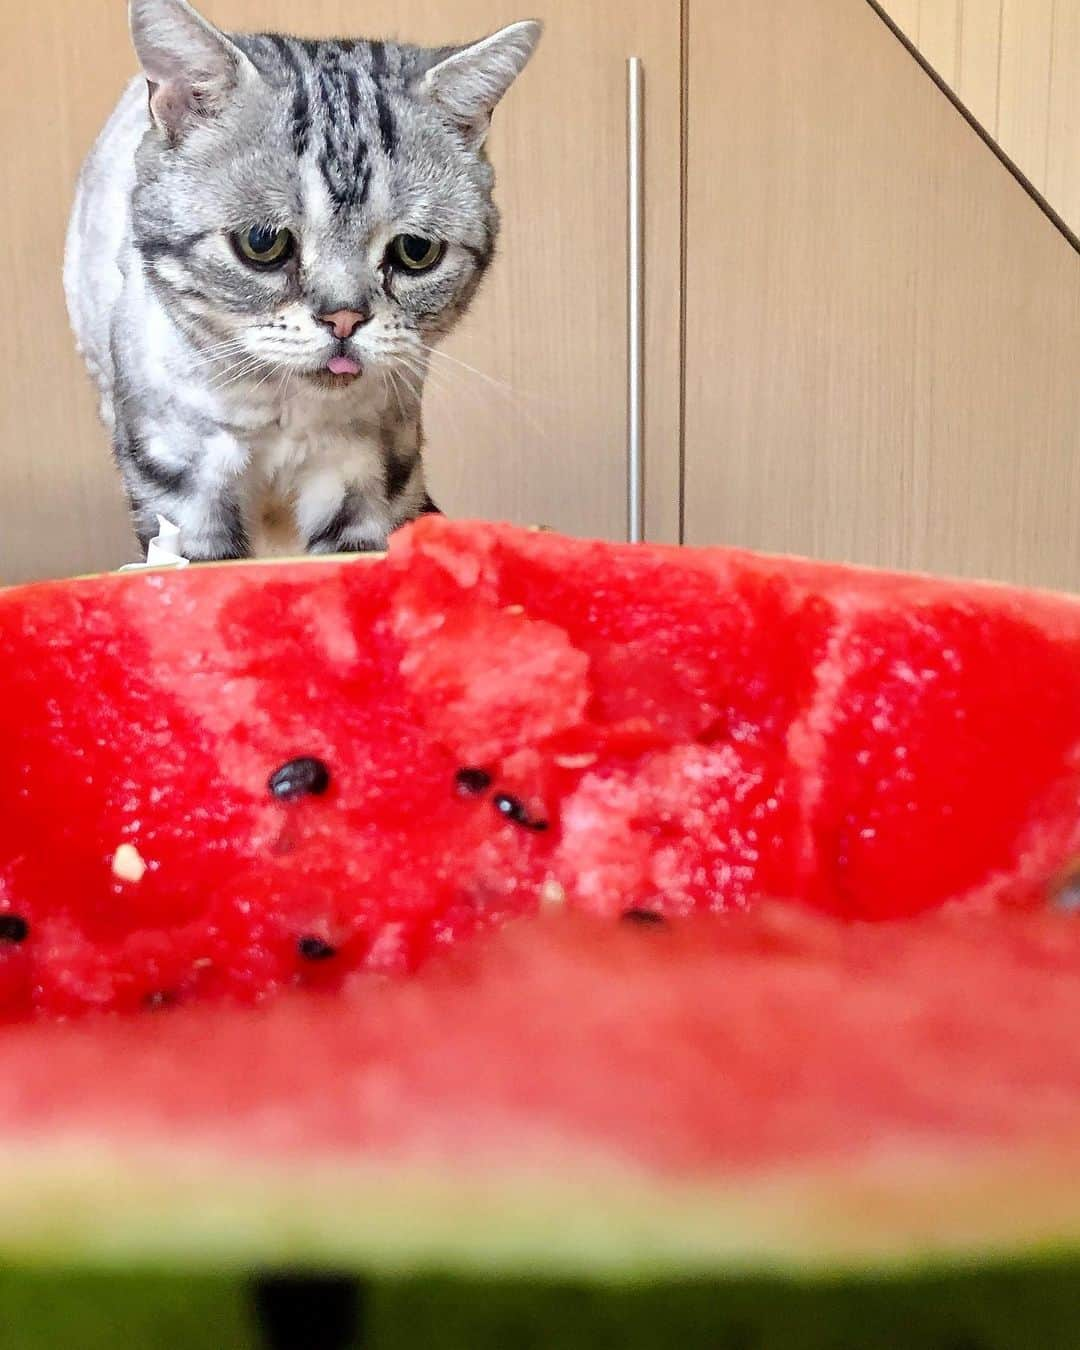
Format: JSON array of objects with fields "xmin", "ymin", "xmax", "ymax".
[
  {"xmin": 3, "ymin": 1263, "xmax": 1080, "ymax": 1350},
  {"xmin": 3, "ymin": 1150, "xmax": 1080, "ymax": 1348},
  {"xmin": 2, "ymin": 1142, "xmax": 1078, "ymax": 1280}
]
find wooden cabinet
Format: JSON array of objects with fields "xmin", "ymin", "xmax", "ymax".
[
  {"xmin": 683, "ymin": 0, "xmax": 1080, "ymax": 591},
  {"xmin": 1, "ymin": 0, "xmax": 681, "ymax": 582},
  {"xmin": 879, "ymin": 0, "xmax": 1080, "ymax": 241}
]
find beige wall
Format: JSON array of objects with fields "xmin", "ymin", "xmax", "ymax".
[{"xmin": 882, "ymin": 0, "xmax": 1080, "ymax": 237}]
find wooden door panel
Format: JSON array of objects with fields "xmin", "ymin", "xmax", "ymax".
[
  {"xmin": 879, "ymin": 0, "xmax": 1080, "ymax": 242},
  {"xmin": 685, "ymin": 0, "xmax": 1080, "ymax": 591}
]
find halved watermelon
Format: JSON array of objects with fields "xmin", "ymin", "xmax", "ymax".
[{"xmin": 1, "ymin": 519, "xmax": 1080, "ymax": 1346}]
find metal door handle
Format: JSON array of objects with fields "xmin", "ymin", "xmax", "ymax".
[{"xmin": 627, "ymin": 57, "xmax": 644, "ymax": 544}]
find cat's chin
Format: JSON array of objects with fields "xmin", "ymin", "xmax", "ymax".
[{"xmin": 302, "ymin": 368, "xmax": 365, "ymax": 391}]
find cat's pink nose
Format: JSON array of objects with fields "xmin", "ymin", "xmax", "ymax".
[{"xmin": 318, "ymin": 310, "xmax": 369, "ymax": 340}]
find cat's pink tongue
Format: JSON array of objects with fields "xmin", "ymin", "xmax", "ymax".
[{"xmin": 327, "ymin": 356, "xmax": 362, "ymax": 377}]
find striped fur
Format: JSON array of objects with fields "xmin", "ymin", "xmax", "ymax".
[{"xmin": 64, "ymin": 0, "xmax": 540, "ymax": 561}]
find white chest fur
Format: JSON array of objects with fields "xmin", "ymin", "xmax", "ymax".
[{"xmin": 242, "ymin": 382, "xmax": 391, "ymax": 557}]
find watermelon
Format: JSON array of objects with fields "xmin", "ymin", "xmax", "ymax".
[
  {"xmin": 2, "ymin": 518, "xmax": 1080, "ymax": 1346},
  {"xmin": 3, "ymin": 913, "xmax": 1080, "ymax": 1347}
]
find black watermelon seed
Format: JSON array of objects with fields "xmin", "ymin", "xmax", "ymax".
[
  {"xmin": 493, "ymin": 793, "xmax": 548, "ymax": 832},
  {"xmin": 493, "ymin": 792, "xmax": 530, "ymax": 825},
  {"xmin": 298, "ymin": 936, "xmax": 338, "ymax": 962},
  {"xmin": 269, "ymin": 758, "xmax": 331, "ymax": 801},
  {"xmin": 0, "ymin": 914, "xmax": 29, "ymax": 944},
  {"xmin": 623, "ymin": 909, "xmax": 666, "ymax": 927},
  {"xmin": 493, "ymin": 793, "xmax": 550, "ymax": 832},
  {"xmin": 144, "ymin": 991, "xmax": 177, "ymax": 1011},
  {"xmin": 455, "ymin": 767, "xmax": 493, "ymax": 796}
]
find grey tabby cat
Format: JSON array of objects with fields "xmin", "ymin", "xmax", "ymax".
[{"xmin": 65, "ymin": 0, "xmax": 540, "ymax": 559}]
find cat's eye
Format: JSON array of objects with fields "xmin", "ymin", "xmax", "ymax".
[
  {"xmin": 232, "ymin": 225, "xmax": 296, "ymax": 269},
  {"xmin": 391, "ymin": 235, "xmax": 445, "ymax": 273}
]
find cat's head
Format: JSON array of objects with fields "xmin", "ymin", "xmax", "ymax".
[{"xmin": 128, "ymin": 0, "xmax": 540, "ymax": 394}]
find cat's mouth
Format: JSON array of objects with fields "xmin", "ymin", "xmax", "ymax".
[
  {"xmin": 304, "ymin": 356, "xmax": 364, "ymax": 389},
  {"xmin": 327, "ymin": 356, "xmax": 362, "ymax": 378}
]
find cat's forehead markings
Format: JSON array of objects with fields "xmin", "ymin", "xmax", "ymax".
[
  {"xmin": 364, "ymin": 171, "xmax": 394, "ymax": 228},
  {"xmin": 300, "ymin": 157, "xmax": 336, "ymax": 236}
]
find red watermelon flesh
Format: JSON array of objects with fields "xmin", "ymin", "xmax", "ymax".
[
  {"xmin": 2, "ymin": 910, "xmax": 1080, "ymax": 1278},
  {"xmin": 1, "ymin": 518, "xmax": 1079, "ymax": 1019},
  {"xmin": 11, "ymin": 907, "xmax": 1080, "ymax": 1173}
]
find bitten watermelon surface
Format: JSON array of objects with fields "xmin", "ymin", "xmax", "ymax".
[
  {"xmin": 2, "ymin": 518, "xmax": 1080, "ymax": 1017},
  {"xmin": 2, "ymin": 521, "xmax": 1080, "ymax": 1346}
]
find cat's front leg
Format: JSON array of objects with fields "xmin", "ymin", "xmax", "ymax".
[
  {"xmin": 292, "ymin": 445, "xmax": 439, "ymax": 556},
  {"xmin": 115, "ymin": 419, "xmax": 253, "ymax": 562},
  {"xmin": 297, "ymin": 467, "xmax": 394, "ymax": 556}
]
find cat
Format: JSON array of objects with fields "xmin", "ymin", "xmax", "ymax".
[{"xmin": 64, "ymin": 0, "xmax": 540, "ymax": 560}]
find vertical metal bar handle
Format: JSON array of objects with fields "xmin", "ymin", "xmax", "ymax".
[{"xmin": 627, "ymin": 56, "xmax": 645, "ymax": 544}]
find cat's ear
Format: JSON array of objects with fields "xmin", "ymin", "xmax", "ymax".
[
  {"xmin": 129, "ymin": 0, "xmax": 256, "ymax": 142},
  {"xmin": 420, "ymin": 20, "xmax": 542, "ymax": 148}
]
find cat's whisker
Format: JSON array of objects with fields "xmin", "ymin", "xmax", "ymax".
[
  {"xmin": 191, "ymin": 336, "xmax": 250, "ymax": 355},
  {"xmin": 185, "ymin": 338, "xmax": 255, "ymax": 370},
  {"xmin": 208, "ymin": 357, "xmax": 266, "ymax": 392},
  {"xmin": 204, "ymin": 350, "xmax": 260, "ymax": 378},
  {"xmin": 389, "ymin": 347, "xmax": 508, "ymax": 421},
  {"xmin": 389, "ymin": 354, "xmax": 430, "ymax": 389},
  {"xmin": 206, "ymin": 365, "xmax": 259, "ymax": 392},
  {"xmin": 389, "ymin": 359, "xmax": 475, "ymax": 450},
  {"xmin": 391, "ymin": 347, "xmax": 429, "ymax": 373},
  {"xmin": 398, "ymin": 350, "xmax": 457, "ymax": 399},
  {"xmin": 420, "ymin": 343, "xmax": 557, "ymax": 415},
  {"xmin": 393, "ymin": 372, "xmax": 424, "ymax": 407},
  {"xmin": 404, "ymin": 350, "xmax": 490, "ymax": 401},
  {"xmin": 387, "ymin": 368, "xmax": 408, "ymax": 422},
  {"xmin": 387, "ymin": 354, "xmax": 430, "ymax": 401},
  {"xmin": 165, "ymin": 345, "xmax": 253, "ymax": 378},
  {"xmin": 187, "ymin": 354, "xmax": 254, "ymax": 375},
  {"xmin": 275, "ymin": 363, "xmax": 295, "ymax": 405},
  {"xmin": 193, "ymin": 343, "xmax": 250, "ymax": 356},
  {"xmin": 418, "ymin": 344, "xmax": 521, "ymax": 395},
  {"xmin": 392, "ymin": 353, "xmax": 454, "ymax": 404},
  {"xmin": 191, "ymin": 334, "xmax": 251, "ymax": 356},
  {"xmin": 419, "ymin": 356, "xmax": 553, "ymax": 448},
  {"xmin": 247, "ymin": 361, "xmax": 287, "ymax": 397}
]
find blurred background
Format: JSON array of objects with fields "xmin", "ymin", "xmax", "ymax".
[{"xmin": 2, "ymin": 0, "xmax": 1079, "ymax": 587}]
